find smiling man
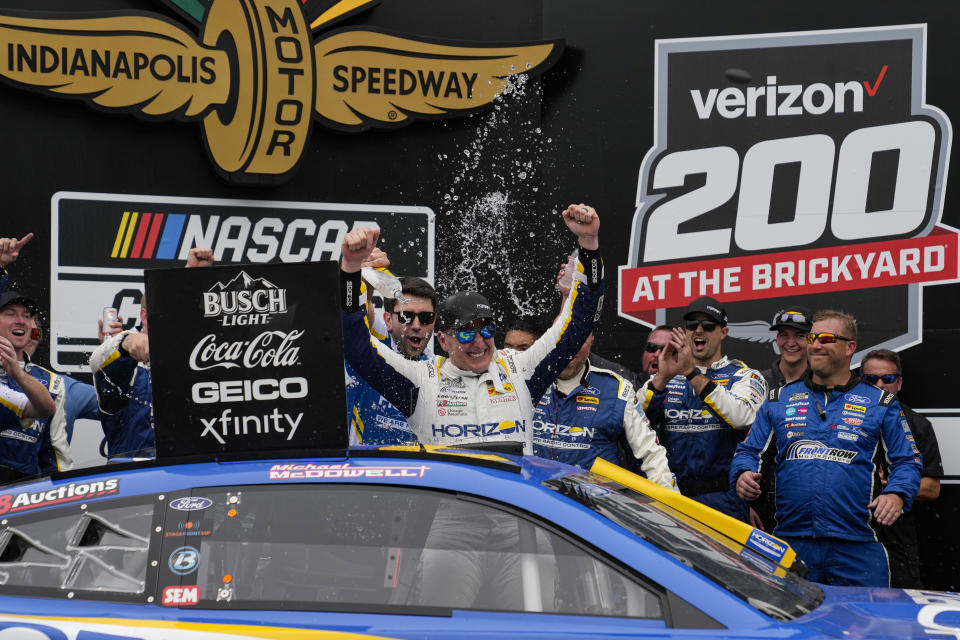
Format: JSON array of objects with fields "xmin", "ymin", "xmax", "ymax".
[
  {"xmin": 0, "ymin": 235, "xmax": 71, "ymax": 480},
  {"xmin": 731, "ymin": 310, "xmax": 921, "ymax": 587},
  {"xmin": 637, "ymin": 296, "xmax": 766, "ymax": 521},
  {"xmin": 759, "ymin": 306, "xmax": 812, "ymax": 389},
  {"xmin": 340, "ymin": 204, "xmax": 604, "ymax": 454}
]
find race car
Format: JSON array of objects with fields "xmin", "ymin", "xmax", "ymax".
[{"xmin": 0, "ymin": 446, "xmax": 957, "ymax": 639}]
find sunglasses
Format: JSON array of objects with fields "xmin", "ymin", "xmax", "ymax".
[
  {"xmin": 806, "ymin": 332, "xmax": 854, "ymax": 344},
  {"xmin": 774, "ymin": 310, "xmax": 808, "ymax": 325},
  {"xmin": 862, "ymin": 373, "xmax": 901, "ymax": 385},
  {"xmin": 644, "ymin": 342, "xmax": 666, "ymax": 354},
  {"xmin": 454, "ymin": 324, "xmax": 495, "ymax": 343},
  {"xmin": 391, "ymin": 310, "xmax": 436, "ymax": 325},
  {"xmin": 684, "ymin": 320, "xmax": 720, "ymax": 332}
]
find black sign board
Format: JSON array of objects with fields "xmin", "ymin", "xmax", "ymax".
[{"xmin": 146, "ymin": 261, "xmax": 346, "ymax": 459}]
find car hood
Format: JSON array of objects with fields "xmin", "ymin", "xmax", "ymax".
[{"xmin": 792, "ymin": 586, "xmax": 960, "ymax": 639}]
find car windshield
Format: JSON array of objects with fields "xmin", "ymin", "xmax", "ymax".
[{"xmin": 543, "ymin": 472, "xmax": 824, "ymax": 622}]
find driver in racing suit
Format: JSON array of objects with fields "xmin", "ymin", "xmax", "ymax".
[
  {"xmin": 637, "ymin": 297, "xmax": 766, "ymax": 521},
  {"xmin": 340, "ymin": 204, "xmax": 603, "ymax": 455},
  {"xmin": 533, "ymin": 332, "xmax": 677, "ymax": 490}
]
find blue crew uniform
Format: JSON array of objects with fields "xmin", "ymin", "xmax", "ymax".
[
  {"xmin": 730, "ymin": 374, "xmax": 922, "ymax": 587},
  {"xmin": 637, "ymin": 356, "xmax": 766, "ymax": 520},
  {"xmin": 89, "ymin": 330, "xmax": 155, "ymax": 458},
  {"xmin": 533, "ymin": 362, "xmax": 676, "ymax": 489},
  {"xmin": 62, "ymin": 375, "xmax": 99, "ymax": 443},
  {"xmin": 0, "ymin": 355, "xmax": 71, "ymax": 477}
]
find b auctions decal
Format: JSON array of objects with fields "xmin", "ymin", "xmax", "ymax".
[
  {"xmin": 620, "ymin": 25, "xmax": 956, "ymax": 356},
  {"xmin": 0, "ymin": 479, "xmax": 120, "ymax": 515}
]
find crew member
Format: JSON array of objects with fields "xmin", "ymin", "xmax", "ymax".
[
  {"xmin": 533, "ymin": 332, "xmax": 676, "ymax": 489},
  {"xmin": 638, "ymin": 296, "xmax": 766, "ymax": 521},
  {"xmin": 347, "ymin": 275, "xmax": 438, "ymax": 445},
  {"xmin": 89, "ymin": 247, "xmax": 214, "ymax": 459},
  {"xmin": 862, "ymin": 349, "xmax": 943, "ymax": 588},
  {"xmin": 731, "ymin": 311, "xmax": 921, "ymax": 587},
  {"xmin": 759, "ymin": 306, "xmax": 812, "ymax": 389},
  {"xmin": 0, "ymin": 234, "xmax": 71, "ymax": 479}
]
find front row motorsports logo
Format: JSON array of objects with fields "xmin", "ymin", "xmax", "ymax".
[{"xmin": 0, "ymin": 0, "xmax": 562, "ymax": 184}]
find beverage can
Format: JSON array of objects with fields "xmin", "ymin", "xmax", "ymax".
[{"xmin": 101, "ymin": 307, "xmax": 118, "ymax": 341}]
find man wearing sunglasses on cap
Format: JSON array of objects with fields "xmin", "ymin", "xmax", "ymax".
[
  {"xmin": 339, "ymin": 204, "xmax": 603, "ymax": 454},
  {"xmin": 0, "ymin": 234, "xmax": 73, "ymax": 482},
  {"xmin": 637, "ymin": 296, "xmax": 766, "ymax": 521},
  {"xmin": 346, "ymin": 276, "xmax": 438, "ymax": 445},
  {"xmin": 731, "ymin": 311, "xmax": 921, "ymax": 587},
  {"xmin": 861, "ymin": 349, "xmax": 942, "ymax": 589},
  {"xmin": 759, "ymin": 306, "xmax": 812, "ymax": 389}
]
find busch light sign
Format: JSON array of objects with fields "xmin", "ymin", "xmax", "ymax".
[{"xmin": 146, "ymin": 261, "xmax": 346, "ymax": 458}]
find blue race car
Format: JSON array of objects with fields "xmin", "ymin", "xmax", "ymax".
[{"xmin": 0, "ymin": 447, "xmax": 957, "ymax": 639}]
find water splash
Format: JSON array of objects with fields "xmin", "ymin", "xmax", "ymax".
[{"xmin": 435, "ymin": 73, "xmax": 567, "ymax": 326}]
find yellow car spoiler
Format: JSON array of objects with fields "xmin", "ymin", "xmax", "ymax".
[{"xmin": 590, "ymin": 458, "xmax": 798, "ymax": 574}]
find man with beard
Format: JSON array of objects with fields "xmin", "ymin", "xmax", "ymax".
[
  {"xmin": 732, "ymin": 310, "xmax": 921, "ymax": 587},
  {"xmin": 637, "ymin": 296, "xmax": 766, "ymax": 521},
  {"xmin": 532, "ymin": 332, "xmax": 676, "ymax": 489},
  {"xmin": 347, "ymin": 276, "xmax": 438, "ymax": 445},
  {"xmin": 340, "ymin": 203, "xmax": 603, "ymax": 454}
]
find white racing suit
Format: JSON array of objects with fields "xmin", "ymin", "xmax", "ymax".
[{"xmin": 340, "ymin": 248, "xmax": 604, "ymax": 454}]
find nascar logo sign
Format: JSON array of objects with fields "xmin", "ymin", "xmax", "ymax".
[
  {"xmin": 619, "ymin": 25, "xmax": 956, "ymax": 357},
  {"xmin": 49, "ymin": 191, "xmax": 433, "ymax": 373}
]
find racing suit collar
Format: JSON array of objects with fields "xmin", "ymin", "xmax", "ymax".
[
  {"xmin": 555, "ymin": 360, "xmax": 590, "ymax": 397},
  {"xmin": 802, "ymin": 369, "xmax": 859, "ymax": 393},
  {"xmin": 705, "ymin": 354, "xmax": 730, "ymax": 370},
  {"xmin": 440, "ymin": 355, "xmax": 507, "ymax": 393}
]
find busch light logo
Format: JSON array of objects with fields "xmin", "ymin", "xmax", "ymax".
[
  {"xmin": 786, "ymin": 440, "xmax": 857, "ymax": 464},
  {"xmin": 203, "ymin": 271, "xmax": 287, "ymax": 326}
]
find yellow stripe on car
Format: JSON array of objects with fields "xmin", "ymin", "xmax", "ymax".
[{"xmin": 590, "ymin": 458, "xmax": 796, "ymax": 572}]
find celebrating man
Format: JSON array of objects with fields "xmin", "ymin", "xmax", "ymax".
[{"xmin": 340, "ymin": 204, "xmax": 603, "ymax": 454}]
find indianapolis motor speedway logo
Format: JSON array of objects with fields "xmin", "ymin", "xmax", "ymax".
[{"xmin": 0, "ymin": 0, "xmax": 562, "ymax": 184}]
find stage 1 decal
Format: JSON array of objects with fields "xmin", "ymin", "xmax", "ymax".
[
  {"xmin": 620, "ymin": 25, "xmax": 956, "ymax": 361},
  {"xmin": 0, "ymin": 0, "xmax": 562, "ymax": 184},
  {"xmin": 50, "ymin": 191, "xmax": 433, "ymax": 373}
]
